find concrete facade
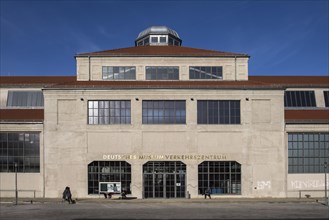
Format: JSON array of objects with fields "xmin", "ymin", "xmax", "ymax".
[
  {"xmin": 76, "ymin": 57, "xmax": 249, "ymax": 81},
  {"xmin": 41, "ymin": 88, "xmax": 286, "ymax": 198}
]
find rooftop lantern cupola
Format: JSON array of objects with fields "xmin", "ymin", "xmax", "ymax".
[{"xmin": 135, "ymin": 26, "xmax": 182, "ymax": 46}]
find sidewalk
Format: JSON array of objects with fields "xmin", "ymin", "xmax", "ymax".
[
  {"xmin": 2, "ymin": 198, "xmax": 328, "ymax": 220},
  {"xmin": 0, "ymin": 197, "xmax": 326, "ymax": 204}
]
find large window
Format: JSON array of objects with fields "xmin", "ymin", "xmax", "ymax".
[
  {"xmin": 197, "ymin": 100, "xmax": 240, "ymax": 124},
  {"xmin": 288, "ymin": 133, "xmax": 329, "ymax": 173},
  {"xmin": 7, "ymin": 91, "xmax": 44, "ymax": 107},
  {"xmin": 284, "ymin": 91, "xmax": 316, "ymax": 107},
  {"xmin": 189, "ymin": 66, "xmax": 223, "ymax": 79},
  {"xmin": 88, "ymin": 161, "xmax": 131, "ymax": 194},
  {"xmin": 0, "ymin": 132, "xmax": 40, "ymax": 173},
  {"xmin": 324, "ymin": 91, "xmax": 329, "ymax": 107},
  {"xmin": 102, "ymin": 66, "xmax": 136, "ymax": 80},
  {"xmin": 198, "ymin": 161, "xmax": 241, "ymax": 195},
  {"xmin": 88, "ymin": 100, "xmax": 131, "ymax": 125},
  {"xmin": 142, "ymin": 100, "xmax": 186, "ymax": 124},
  {"xmin": 145, "ymin": 66, "xmax": 179, "ymax": 80}
]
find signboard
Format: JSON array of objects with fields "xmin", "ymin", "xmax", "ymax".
[
  {"xmin": 102, "ymin": 154, "xmax": 227, "ymax": 160},
  {"xmin": 99, "ymin": 182, "xmax": 121, "ymax": 193}
]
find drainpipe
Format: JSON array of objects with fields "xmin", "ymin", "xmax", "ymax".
[
  {"xmin": 234, "ymin": 56, "xmax": 237, "ymax": 81},
  {"xmin": 42, "ymin": 111, "xmax": 45, "ymax": 198},
  {"xmin": 88, "ymin": 56, "xmax": 91, "ymax": 81}
]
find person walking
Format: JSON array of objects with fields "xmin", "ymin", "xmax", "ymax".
[
  {"xmin": 204, "ymin": 187, "xmax": 211, "ymax": 199},
  {"xmin": 62, "ymin": 186, "xmax": 74, "ymax": 204}
]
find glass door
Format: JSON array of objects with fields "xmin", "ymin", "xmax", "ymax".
[
  {"xmin": 176, "ymin": 172, "xmax": 186, "ymax": 198},
  {"xmin": 154, "ymin": 174, "xmax": 164, "ymax": 198},
  {"xmin": 143, "ymin": 174, "xmax": 153, "ymax": 199},
  {"xmin": 165, "ymin": 174, "xmax": 175, "ymax": 198},
  {"xmin": 143, "ymin": 161, "xmax": 186, "ymax": 199}
]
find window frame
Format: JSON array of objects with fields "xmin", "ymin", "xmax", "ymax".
[
  {"xmin": 6, "ymin": 90, "xmax": 44, "ymax": 108},
  {"xmin": 0, "ymin": 132, "xmax": 40, "ymax": 173},
  {"xmin": 288, "ymin": 132, "xmax": 329, "ymax": 173},
  {"xmin": 284, "ymin": 91, "xmax": 316, "ymax": 108},
  {"xmin": 88, "ymin": 161, "xmax": 131, "ymax": 195},
  {"xmin": 142, "ymin": 100, "xmax": 186, "ymax": 124},
  {"xmin": 145, "ymin": 66, "xmax": 179, "ymax": 80},
  {"xmin": 102, "ymin": 66, "xmax": 136, "ymax": 80},
  {"xmin": 198, "ymin": 161, "xmax": 241, "ymax": 195},
  {"xmin": 197, "ymin": 100, "xmax": 241, "ymax": 125},
  {"xmin": 189, "ymin": 66, "xmax": 223, "ymax": 80},
  {"xmin": 324, "ymin": 91, "xmax": 329, "ymax": 107},
  {"xmin": 88, "ymin": 100, "xmax": 131, "ymax": 125},
  {"xmin": 151, "ymin": 36, "xmax": 158, "ymax": 43}
]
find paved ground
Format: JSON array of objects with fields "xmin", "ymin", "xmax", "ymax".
[{"xmin": 1, "ymin": 198, "xmax": 329, "ymax": 220}]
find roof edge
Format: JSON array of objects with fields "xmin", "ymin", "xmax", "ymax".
[{"xmin": 75, "ymin": 46, "xmax": 250, "ymax": 58}]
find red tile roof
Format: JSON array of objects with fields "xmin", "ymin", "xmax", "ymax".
[
  {"xmin": 285, "ymin": 109, "xmax": 329, "ymax": 124},
  {"xmin": 250, "ymin": 76, "xmax": 329, "ymax": 87},
  {"xmin": 0, "ymin": 76, "xmax": 76, "ymax": 87},
  {"xmin": 44, "ymin": 79, "xmax": 283, "ymax": 89},
  {"xmin": 44, "ymin": 76, "xmax": 329, "ymax": 89},
  {"xmin": 76, "ymin": 46, "xmax": 249, "ymax": 57},
  {"xmin": 1, "ymin": 76, "xmax": 328, "ymax": 89},
  {"xmin": 0, "ymin": 109, "xmax": 44, "ymax": 122}
]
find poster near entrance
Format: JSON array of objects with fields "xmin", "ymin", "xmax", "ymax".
[{"xmin": 99, "ymin": 182, "xmax": 121, "ymax": 193}]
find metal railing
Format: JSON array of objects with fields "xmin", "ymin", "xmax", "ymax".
[
  {"xmin": 0, "ymin": 189, "xmax": 38, "ymax": 198},
  {"xmin": 297, "ymin": 189, "xmax": 329, "ymax": 199}
]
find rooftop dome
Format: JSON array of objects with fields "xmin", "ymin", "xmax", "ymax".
[
  {"xmin": 135, "ymin": 26, "xmax": 182, "ymax": 46},
  {"xmin": 137, "ymin": 26, "xmax": 180, "ymax": 40}
]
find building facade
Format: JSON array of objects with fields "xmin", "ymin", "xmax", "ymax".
[{"xmin": 0, "ymin": 26, "xmax": 328, "ymax": 199}]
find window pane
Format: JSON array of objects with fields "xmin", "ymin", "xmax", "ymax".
[
  {"xmin": 151, "ymin": 37, "xmax": 158, "ymax": 43},
  {"xmin": 7, "ymin": 91, "xmax": 44, "ymax": 107},
  {"xmin": 142, "ymin": 100, "xmax": 186, "ymax": 124},
  {"xmin": 143, "ymin": 37, "xmax": 149, "ymax": 45},
  {"xmin": 88, "ymin": 101, "xmax": 131, "ymax": 125},
  {"xmin": 198, "ymin": 161, "xmax": 241, "ymax": 195},
  {"xmin": 145, "ymin": 67, "xmax": 179, "ymax": 80},
  {"xmin": 160, "ymin": 37, "xmax": 166, "ymax": 43},
  {"xmin": 197, "ymin": 100, "xmax": 240, "ymax": 124},
  {"xmin": 189, "ymin": 66, "xmax": 223, "ymax": 79},
  {"xmin": 288, "ymin": 132, "xmax": 329, "ymax": 174},
  {"xmin": 284, "ymin": 91, "xmax": 316, "ymax": 107},
  {"xmin": 0, "ymin": 132, "xmax": 40, "ymax": 173},
  {"xmin": 324, "ymin": 91, "xmax": 329, "ymax": 107},
  {"xmin": 102, "ymin": 66, "xmax": 136, "ymax": 80}
]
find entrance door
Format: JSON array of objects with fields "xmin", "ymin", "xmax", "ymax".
[
  {"xmin": 165, "ymin": 174, "xmax": 175, "ymax": 198},
  {"xmin": 154, "ymin": 174, "xmax": 164, "ymax": 198},
  {"xmin": 143, "ymin": 161, "xmax": 186, "ymax": 198}
]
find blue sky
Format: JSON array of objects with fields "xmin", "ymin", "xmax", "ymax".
[{"xmin": 0, "ymin": 0, "xmax": 328, "ymax": 76}]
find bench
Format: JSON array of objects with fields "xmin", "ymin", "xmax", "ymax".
[{"xmin": 102, "ymin": 191, "xmax": 127, "ymax": 199}]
